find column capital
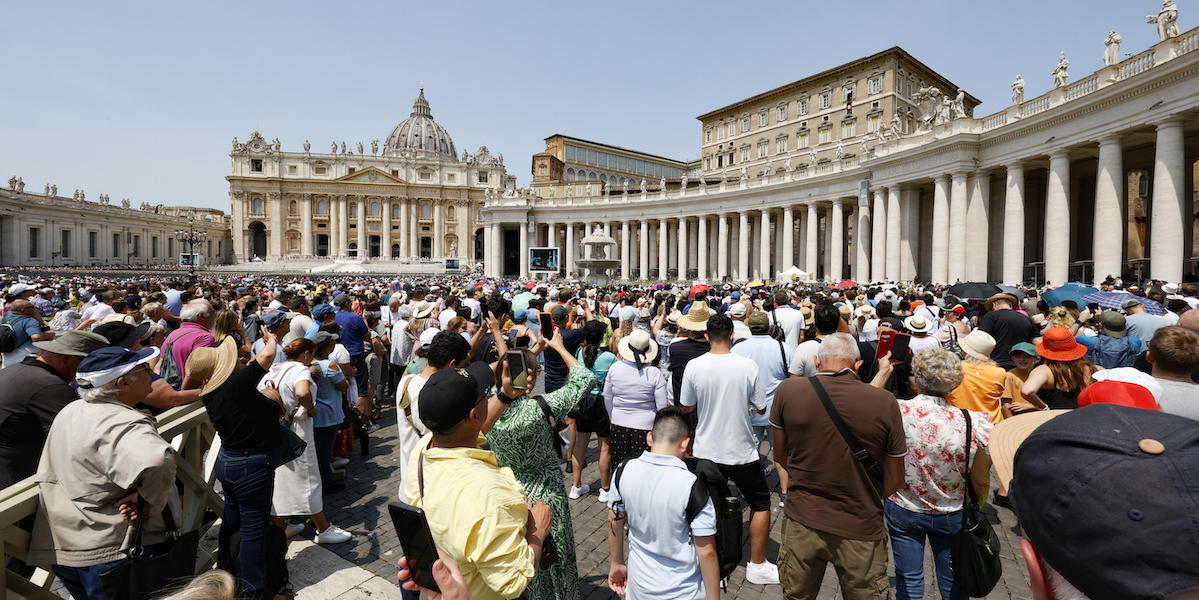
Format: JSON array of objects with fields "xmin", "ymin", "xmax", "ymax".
[
  {"xmin": 934, "ymin": 173, "xmax": 951, "ymax": 184},
  {"xmin": 1153, "ymin": 114, "xmax": 1186, "ymax": 129},
  {"xmin": 1097, "ymin": 133, "xmax": 1123, "ymax": 146},
  {"xmin": 1047, "ymin": 148, "xmax": 1071, "ymax": 161},
  {"xmin": 1006, "ymin": 162, "xmax": 1026, "ymax": 174}
]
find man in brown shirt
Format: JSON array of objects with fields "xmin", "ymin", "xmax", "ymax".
[{"xmin": 770, "ymin": 333, "xmax": 906, "ymax": 600}]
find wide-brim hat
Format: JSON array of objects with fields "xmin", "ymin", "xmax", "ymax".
[
  {"xmin": 185, "ymin": 336, "xmax": 239, "ymax": 396},
  {"xmin": 959, "ymin": 329, "xmax": 997, "ymax": 361},
  {"xmin": 984, "ymin": 293, "xmax": 1019, "ymax": 311},
  {"xmin": 677, "ymin": 301, "xmax": 711, "ymax": 331},
  {"xmin": 854, "ymin": 305, "xmax": 877, "ymax": 319},
  {"xmin": 991, "ymin": 410, "xmax": 1069, "ymax": 491},
  {"xmin": 1036, "ymin": 327, "xmax": 1088, "ymax": 361},
  {"xmin": 903, "ymin": 314, "xmax": 933, "ymax": 333},
  {"xmin": 617, "ymin": 328, "xmax": 659, "ymax": 363},
  {"xmin": 32, "ymin": 330, "xmax": 109, "ymax": 357},
  {"xmin": 412, "ymin": 301, "xmax": 435, "ymax": 319}
]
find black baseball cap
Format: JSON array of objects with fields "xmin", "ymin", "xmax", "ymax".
[
  {"xmin": 1011, "ymin": 404, "xmax": 1199, "ymax": 600},
  {"xmin": 93, "ymin": 321, "xmax": 152, "ymax": 349},
  {"xmin": 418, "ymin": 361, "xmax": 495, "ymax": 434}
]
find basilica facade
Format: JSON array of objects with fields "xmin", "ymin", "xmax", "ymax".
[{"xmin": 227, "ymin": 90, "xmax": 514, "ymax": 263}]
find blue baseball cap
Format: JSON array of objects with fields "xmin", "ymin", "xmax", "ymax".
[
  {"xmin": 311, "ymin": 304, "xmax": 335, "ymax": 319},
  {"xmin": 262, "ymin": 309, "xmax": 293, "ymax": 330}
]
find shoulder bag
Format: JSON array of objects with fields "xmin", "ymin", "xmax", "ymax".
[
  {"xmin": 261, "ymin": 363, "xmax": 308, "ymax": 469},
  {"xmin": 950, "ymin": 408, "xmax": 1002, "ymax": 597},
  {"xmin": 99, "ymin": 498, "xmax": 200, "ymax": 600},
  {"xmin": 942, "ymin": 325, "xmax": 965, "ymax": 359},
  {"xmin": 807, "ymin": 376, "xmax": 883, "ymax": 498}
]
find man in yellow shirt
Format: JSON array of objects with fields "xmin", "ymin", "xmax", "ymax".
[{"xmin": 403, "ymin": 362, "xmax": 552, "ymax": 600}]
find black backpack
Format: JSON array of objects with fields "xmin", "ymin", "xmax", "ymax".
[
  {"xmin": 614, "ymin": 457, "xmax": 742, "ymax": 585},
  {"xmin": 768, "ymin": 310, "xmax": 786, "ymax": 342},
  {"xmin": 0, "ymin": 316, "xmax": 30, "ymax": 353}
]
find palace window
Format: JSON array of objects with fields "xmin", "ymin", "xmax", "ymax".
[
  {"xmin": 842, "ymin": 121, "xmax": 855, "ymax": 138},
  {"xmin": 758, "ymin": 112, "xmax": 768, "ymax": 127},
  {"xmin": 757, "ymin": 141, "xmax": 768, "ymax": 158},
  {"xmin": 704, "ymin": 157, "xmax": 711, "ymax": 170},
  {"xmin": 447, "ymin": 206, "xmax": 456, "ymax": 221},
  {"xmin": 776, "ymin": 137, "xmax": 787, "ymax": 153},
  {"xmin": 868, "ymin": 76, "xmax": 883, "ymax": 95},
  {"xmin": 314, "ymin": 165, "xmax": 327, "ymax": 175},
  {"xmin": 740, "ymin": 147, "xmax": 750, "ymax": 162},
  {"xmin": 740, "ymin": 117, "xmax": 749, "ymax": 132},
  {"xmin": 316, "ymin": 200, "xmax": 328, "ymax": 215},
  {"xmin": 420, "ymin": 204, "xmax": 431, "ymax": 219},
  {"xmin": 717, "ymin": 155, "xmax": 724, "ymax": 168},
  {"xmin": 251, "ymin": 197, "xmax": 263, "ymax": 214},
  {"xmin": 819, "ymin": 92, "xmax": 831, "ymax": 109},
  {"xmin": 843, "ymin": 85, "xmax": 855, "ymax": 103},
  {"xmin": 369, "ymin": 202, "xmax": 380, "ymax": 217},
  {"xmin": 705, "ymin": 129, "xmax": 712, "ymax": 142},
  {"xmin": 727, "ymin": 123, "xmax": 735, "ymax": 137},
  {"xmin": 799, "ymin": 98, "xmax": 809, "ymax": 114},
  {"xmin": 777, "ymin": 105, "xmax": 787, "ymax": 121},
  {"xmin": 289, "ymin": 200, "xmax": 297, "ymax": 215},
  {"xmin": 478, "ymin": 171, "xmax": 488, "ymax": 184},
  {"xmin": 349, "ymin": 202, "xmax": 357, "ymax": 218},
  {"xmin": 420, "ymin": 171, "xmax": 431, "ymax": 180},
  {"xmin": 798, "ymin": 132, "xmax": 809, "ymax": 147},
  {"xmin": 868, "ymin": 115, "xmax": 880, "ymax": 132},
  {"xmin": 819, "ymin": 128, "xmax": 831, "ymax": 144},
  {"xmin": 392, "ymin": 204, "xmax": 399, "ymax": 218},
  {"xmin": 250, "ymin": 159, "xmax": 263, "ymax": 172}
]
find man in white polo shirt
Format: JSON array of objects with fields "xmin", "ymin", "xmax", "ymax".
[{"xmin": 607, "ymin": 406, "xmax": 719, "ymax": 600}]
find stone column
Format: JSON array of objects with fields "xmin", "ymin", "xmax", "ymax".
[
  {"xmin": 620, "ymin": 221, "xmax": 630, "ymax": 280},
  {"xmin": 966, "ymin": 171, "xmax": 990, "ymax": 281},
  {"xmin": 733, "ymin": 212, "xmax": 743, "ymax": 279},
  {"xmin": 931, "ymin": 175, "xmax": 950, "ymax": 283},
  {"xmin": 781, "ymin": 207, "xmax": 794, "ymax": 270},
  {"xmin": 639, "ymin": 221, "xmax": 649, "ymax": 280},
  {"xmin": 806, "ymin": 203, "xmax": 818, "ymax": 275},
  {"xmin": 1093, "ymin": 136, "xmax": 1124, "ymax": 285},
  {"xmin": 658, "ymin": 220, "xmax": 668, "ymax": 279},
  {"xmin": 857, "ymin": 194, "xmax": 872, "ymax": 282},
  {"xmin": 886, "ymin": 186, "xmax": 902, "ymax": 281},
  {"xmin": 1046, "ymin": 150, "xmax": 1071, "ymax": 285},
  {"xmin": 828, "ymin": 201, "xmax": 844, "ymax": 281},
  {"xmin": 698, "ymin": 216, "xmax": 709, "ymax": 280},
  {"xmin": 518, "ymin": 219, "xmax": 529, "ymax": 279},
  {"xmin": 432, "ymin": 201, "xmax": 443, "ymax": 258},
  {"xmin": 486, "ymin": 223, "xmax": 498, "ymax": 276},
  {"xmin": 901, "ymin": 188, "xmax": 920, "ymax": 281},
  {"xmin": 678, "ymin": 218, "xmax": 689, "ymax": 280},
  {"xmin": 230, "ymin": 192, "xmax": 244, "ymax": 262},
  {"xmin": 358, "ymin": 197, "xmax": 368, "ymax": 258},
  {"xmin": 382, "ymin": 197, "xmax": 392, "ymax": 258},
  {"xmin": 330, "ymin": 195, "xmax": 342, "ymax": 258},
  {"xmin": 1151, "ymin": 117, "xmax": 1186, "ymax": 282},
  {"xmin": 399, "ymin": 199, "xmax": 409, "ymax": 257},
  {"xmin": 564, "ymin": 223, "xmax": 575, "ymax": 277},
  {"xmin": 301, "ymin": 194, "xmax": 314, "ymax": 256},
  {"xmin": 717, "ymin": 215, "xmax": 729, "ymax": 280},
  {"xmin": 870, "ymin": 188, "xmax": 886, "ymax": 281},
  {"xmin": 270, "ymin": 192, "xmax": 284, "ymax": 259},
  {"xmin": 759, "ymin": 210, "xmax": 771, "ymax": 280},
  {"xmin": 546, "ymin": 222, "xmax": 557, "ymax": 253},
  {"xmin": 408, "ymin": 199, "xmax": 418, "ymax": 258},
  {"xmin": 1003, "ymin": 165, "xmax": 1026, "ymax": 284},
  {"xmin": 948, "ymin": 172, "xmax": 968, "ymax": 282}
]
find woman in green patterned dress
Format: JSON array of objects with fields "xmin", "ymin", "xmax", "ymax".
[{"xmin": 487, "ymin": 331, "xmax": 597, "ymax": 600}]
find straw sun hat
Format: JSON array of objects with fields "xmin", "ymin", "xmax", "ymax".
[
  {"xmin": 617, "ymin": 329, "xmax": 659, "ymax": 364},
  {"xmin": 184, "ymin": 337, "xmax": 239, "ymax": 396}
]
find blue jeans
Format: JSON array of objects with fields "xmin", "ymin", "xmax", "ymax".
[
  {"xmin": 313, "ymin": 425, "xmax": 339, "ymax": 487},
  {"xmin": 214, "ymin": 448, "xmax": 277, "ymax": 594},
  {"xmin": 53, "ymin": 559, "xmax": 125, "ymax": 600},
  {"xmin": 884, "ymin": 500, "xmax": 964, "ymax": 600}
]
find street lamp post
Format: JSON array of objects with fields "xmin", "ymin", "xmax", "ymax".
[{"xmin": 175, "ymin": 216, "xmax": 207, "ymax": 285}]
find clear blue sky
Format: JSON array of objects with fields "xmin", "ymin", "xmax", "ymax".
[{"xmin": 0, "ymin": 1, "xmax": 1175, "ymax": 211}]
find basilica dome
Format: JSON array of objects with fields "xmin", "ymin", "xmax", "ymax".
[{"xmin": 384, "ymin": 89, "xmax": 458, "ymax": 160}]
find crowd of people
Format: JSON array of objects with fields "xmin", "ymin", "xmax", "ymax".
[{"xmin": 1, "ymin": 271, "xmax": 1198, "ymax": 600}]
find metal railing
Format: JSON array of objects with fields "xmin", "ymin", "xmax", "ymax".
[{"xmin": 0, "ymin": 402, "xmax": 221, "ymax": 599}]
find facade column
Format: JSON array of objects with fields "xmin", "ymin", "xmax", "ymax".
[
  {"xmin": 399, "ymin": 198, "xmax": 409, "ymax": 257},
  {"xmin": 758, "ymin": 210, "xmax": 771, "ymax": 280},
  {"xmin": 781, "ymin": 207, "xmax": 794, "ymax": 270},
  {"xmin": 901, "ymin": 188, "xmax": 920, "ymax": 280},
  {"xmin": 301, "ymin": 194, "xmax": 314, "ymax": 256},
  {"xmin": 330, "ymin": 195, "xmax": 342, "ymax": 258},
  {"xmin": 697, "ymin": 216, "xmax": 709, "ymax": 280},
  {"xmin": 829, "ymin": 200, "xmax": 844, "ymax": 281},
  {"xmin": 886, "ymin": 186, "xmax": 902, "ymax": 281},
  {"xmin": 432, "ymin": 201, "xmax": 443, "ymax": 258},
  {"xmin": 620, "ymin": 222, "xmax": 630, "ymax": 280},
  {"xmin": 717, "ymin": 215, "xmax": 729, "ymax": 280},
  {"xmin": 518, "ymin": 219, "xmax": 529, "ymax": 279},
  {"xmin": 966, "ymin": 172, "xmax": 990, "ymax": 281},
  {"xmin": 408, "ymin": 199, "xmax": 418, "ymax": 258},
  {"xmin": 738, "ymin": 212, "xmax": 750, "ymax": 280},
  {"xmin": 1045, "ymin": 150, "xmax": 1071, "ymax": 285},
  {"xmin": 948, "ymin": 172, "xmax": 969, "ymax": 282},
  {"xmin": 357, "ymin": 197, "xmax": 367, "ymax": 259},
  {"xmin": 931, "ymin": 175, "xmax": 950, "ymax": 283},
  {"xmin": 1150, "ymin": 117, "xmax": 1186, "ymax": 282},
  {"xmin": 487, "ymin": 223, "xmax": 499, "ymax": 277},
  {"xmin": 658, "ymin": 220, "xmax": 668, "ymax": 279},
  {"xmin": 1094, "ymin": 136, "xmax": 1124, "ymax": 284},
  {"xmin": 857, "ymin": 194, "xmax": 872, "ymax": 282},
  {"xmin": 678, "ymin": 217, "xmax": 689, "ymax": 281},
  {"xmin": 270, "ymin": 193, "xmax": 284, "ymax": 259},
  {"xmin": 870, "ymin": 188, "xmax": 886, "ymax": 282},
  {"xmin": 639, "ymin": 221, "xmax": 649, "ymax": 280},
  {"xmin": 805, "ymin": 203, "xmax": 818, "ymax": 275},
  {"xmin": 1003, "ymin": 165, "xmax": 1026, "ymax": 284},
  {"xmin": 381, "ymin": 197, "xmax": 392, "ymax": 258},
  {"xmin": 564, "ymin": 223, "xmax": 575, "ymax": 277}
]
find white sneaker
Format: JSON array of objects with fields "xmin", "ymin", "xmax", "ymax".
[
  {"xmin": 568, "ymin": 484, "xmax": 591, "ymax": 499},
  {"xmin": 745, "ymin": 560, "xmax": 780, "ymax": 585},
  {"xmin": 283, "ymin": 522, "xmax": 305, "ymax": 538},
  {"xmin": 331, "ymin": 457, "xmax": 350, "ymax": 469},
  {"xmin": 597, "ymin": 488, "xmax": 612, "ymax": 503},
  {"xmin": 314, "ymin": 525, "xmax": 353, "ymax": 545}
]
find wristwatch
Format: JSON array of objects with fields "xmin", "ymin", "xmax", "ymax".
[{"xmin": 497, "ymin": 390, "xmax": 516, "ymax": 405}]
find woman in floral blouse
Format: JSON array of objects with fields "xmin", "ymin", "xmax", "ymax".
[
  {"xmin": 487, "ymin": 330, "xmax": 597, "ymax": 600},
  {"xmin": 886, "ymin": 348, "xmax": 993, "ymax": 600}
]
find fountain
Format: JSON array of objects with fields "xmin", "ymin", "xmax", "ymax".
[{"xmin": 575, "ymin": 224, "xmax": 620, "ymax": 284}]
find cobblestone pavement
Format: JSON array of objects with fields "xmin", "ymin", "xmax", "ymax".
[{"xmin": 319, "ymin": 410, "xmax": 1033, "ymax": 599}]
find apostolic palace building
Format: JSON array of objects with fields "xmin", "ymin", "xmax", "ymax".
[{"xmin": 484, "ymin": 8, "xmax": 1199, "ymax": 286}]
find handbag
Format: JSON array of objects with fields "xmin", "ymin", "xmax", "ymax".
[
  {"xmin": 533, "ymin": 395, "xmax": 570, "ymax": 461},
  {"xmin": 99, "ymin": 499, "xmax": 200, "ymax": 600},
  {"xmin": 942, "ymin": 325, "xmax": 965, "ymax": 359},
  {"xmin": 950, "ymin": 408, "xmax": 1003, "ymax": 597},
  {"xmin": 270, "ymin": 420, "xmax": 307, "ymax": 469}
]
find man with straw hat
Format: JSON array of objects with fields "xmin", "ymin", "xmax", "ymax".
[{"xmin": 668, "ymin": 301, "xmax": 712, "ymax": 403}]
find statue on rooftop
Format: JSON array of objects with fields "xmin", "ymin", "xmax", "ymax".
[
  {"xmin": 304, "ymin": 139, "xmax": 311, "ymax": 153},
  {"xmin": 1148, "ymin": 0, "xmax": 1181, "ymax": 41},
  {"xmin": 1104, "ymin": 30, "xmax": 1123, "ymax": 66},
  {"xmin": 1052, "ymin": 52, "xmax": 1070, "ymax": 88},
  {"xmin": 357, "ymin": 141, "xmax": 364, "ymax": 155},
  {"xmin": 371, "ymin": 139, "xmax": 379, "ymax": 155},
  {"xmin": 1011, "ymin": 74, "xmax": 1026, "ymax": 104}
]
